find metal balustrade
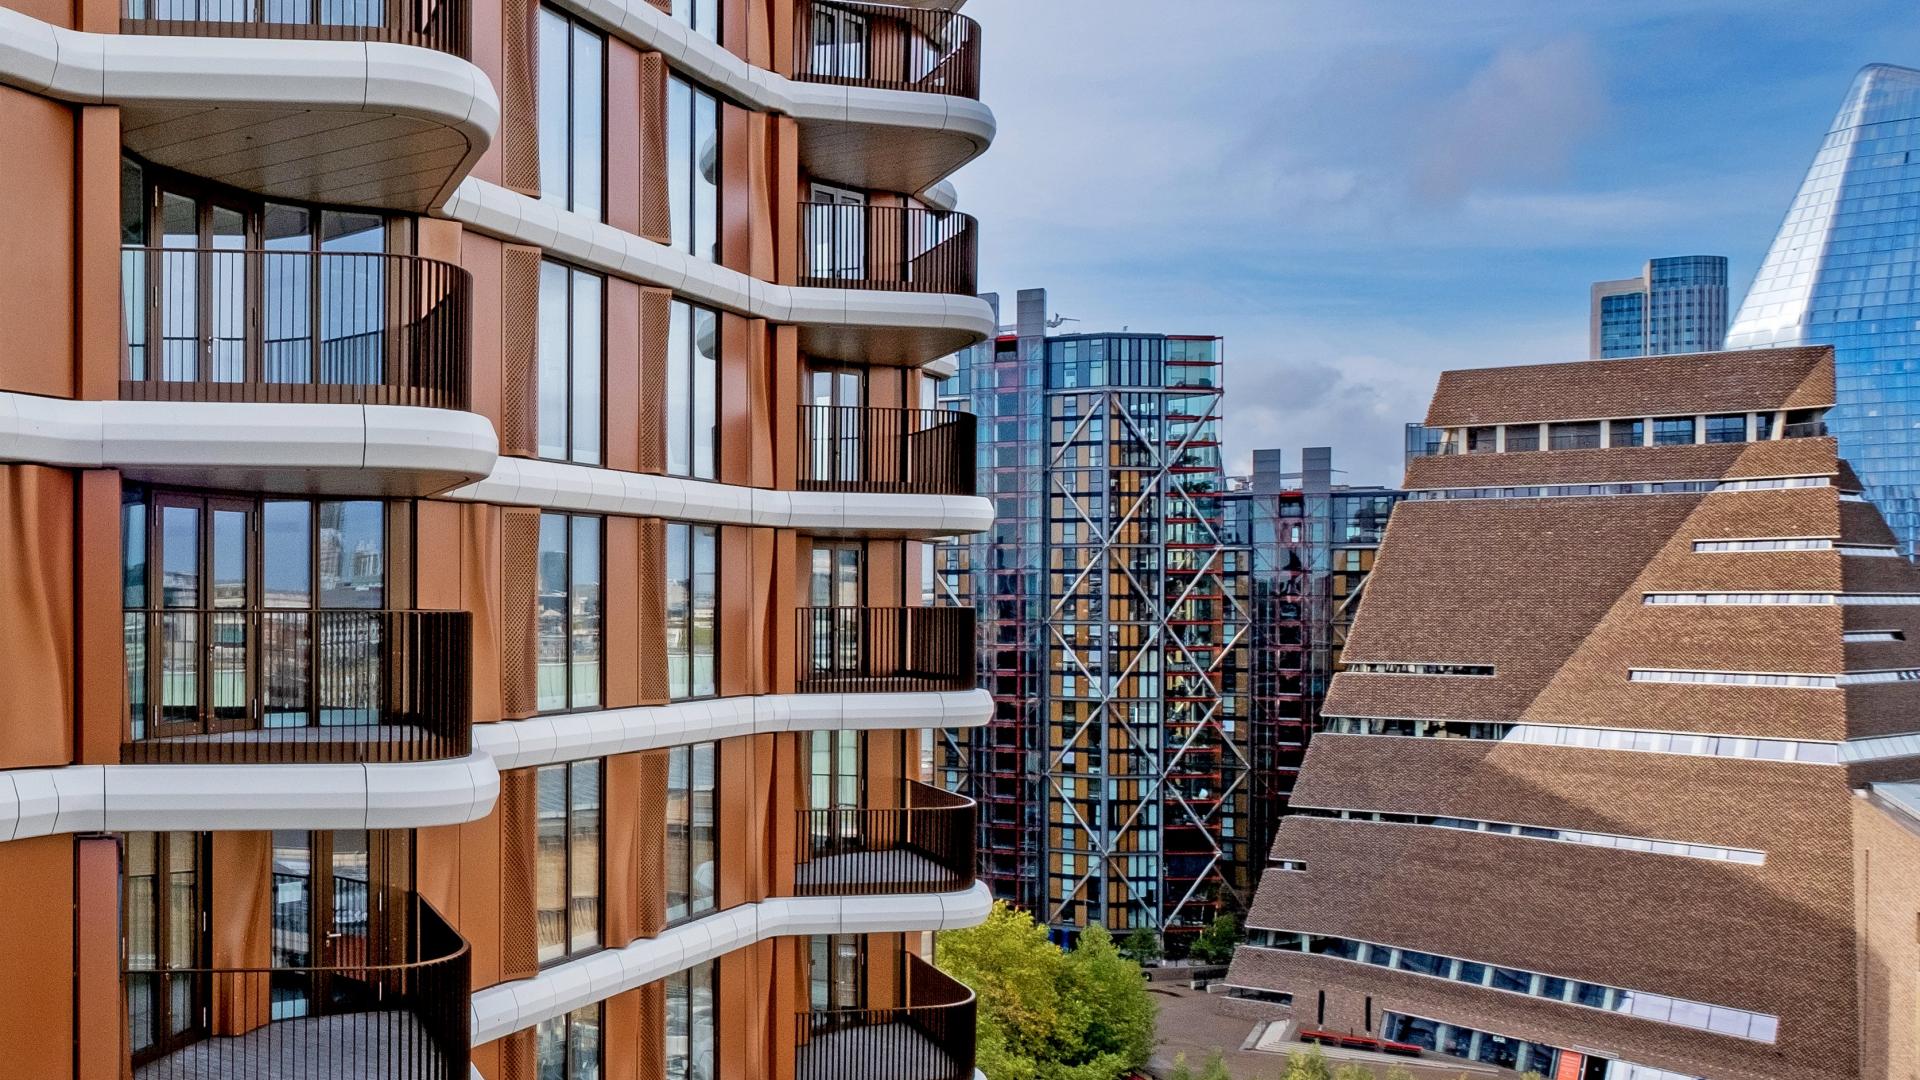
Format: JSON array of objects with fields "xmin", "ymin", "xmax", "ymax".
[
  {"xmin": 797, "ymin": 203, "xmax": 978, "ymax": 295},
  {"xmin": 796, "ymin": 780, "xmax": 976, "ymax": 896},
  {"xmin": 795, "ymin": 0, "xmax": 981, "ymax": 100},
  {"xmin": 121, "ymin": 608, "xmax": 472, "ymax": 765},
  {"xmin": 128, "ymin": 892, "xmax": 469, "ymax": 1080},
  {"xmin": 121, "ymin": 0, "xmax": 469, "ymax": 57},
  {"xmin": 797, "ymin": 405, "xmax": 977, "ymax": 496},
  {"xmin": 797, "ymin": 954, "xmax": 977, "ymax": 1080},
  {"xmin": 121, "ymin": 247, "xmax": 471, "ymax": 410},
  {"xmin": 795, "ymin": 606, "xmax": 977, "ymax": 694}
]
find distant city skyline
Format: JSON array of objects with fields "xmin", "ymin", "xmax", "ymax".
[{"xmin": 951, "ymin": 0, "xmax": 1920, "ymax": 487}]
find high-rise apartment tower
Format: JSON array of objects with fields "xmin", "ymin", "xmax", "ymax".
[
  {"xmin": 1229, "ymin": 346, "xmax": 1920, "ymax": 1079},
  {"xmin": 1729, "ymin": 63, "xmax": 1920, "ymax": 554},
  {"xmin": 0, "ymin": 0, "xmax": 996, "ymax": 1076},
  {"xmin": 1590, "ymin": 256, "xmax": 1730, "ymax": 359},
  {"xmin": 935, "ymin": 289, "xmax": 1250, "ymax": 946}
]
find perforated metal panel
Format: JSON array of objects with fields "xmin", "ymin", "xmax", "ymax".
[
  {"xmin": 501, "ymin": 508, "xmax": 542, "ymax": 719},
  {"xmin": 637, "ymin": 54, "xmax": 672, "ymax": 246},
  {"xmin": 497, "ymin": 1027, "xmax": 536, "ymax": 1080},
  {"xmin": 637, "ymin": 517, "xmax": 671, "ymax": 704},
  {"xmin": 636, "ymin": 978, "xmax": 666, "ymax": 1079},
  {"xmin": 501, "ymin": 0, "xmax": 541, "ymax": 196},
  {"xmin": 500, "ymin": 245, "xmax": 542, "ymax": 458},
  {"xmin": 638, "ymin": 747, "xmax": 669, "ymax": 936},
  {"xmin": 637, "ymin": 288, "xmax": 671, "ymax": 474},
  {"xmin": 499, "ymin": 768, "xmax": 539, "ymax": 982}
]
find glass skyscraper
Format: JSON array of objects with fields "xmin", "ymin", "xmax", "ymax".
[
  {"xmin": 1588, "ymin": 255, "xmax": 1729, "ymax": 358},
  {"xmin": 935, "ymin": 289, "xmax": 1251, "ymax": 948},
  {"xmin": 1728, "ymin": 63, "xmax": 1920, "ymax": 553}
]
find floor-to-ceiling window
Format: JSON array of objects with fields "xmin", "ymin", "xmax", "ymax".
[
  {"xmin": 665, "ymin": 522, "xmax": 717, "ymax": 699},
  {"xmin": 536, "ymin": 761, "xmax": 603, "ymax": 965},
  {"xmin": 537, "ymin": 513, "xmax": 603, "ymax": 713},
  {"xmin": 666, "ymin": 75, "xmax": 720, "ymax": 260},
  {"xmin": 538, "ymin": 260, "xmax": 604, "ymax": 465},
  {"xmin": 537, "ymin": 6, "xmax": 605, "ymax": 219},
  {"xmin": 666, "ymin": 743, "xmax": 717, "ymax": 923},
  {"xmin": 665, "ymin": 960, "xmax": 716, "ymax": 1080},
  {"xmin": 665, "ymin": 300, "xmax": 719, "ymax": 479}
]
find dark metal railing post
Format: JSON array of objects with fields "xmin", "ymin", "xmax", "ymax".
[
  {"xmin": 796, "ymin": 406, "xmax": 977, "ymax": 496},
  {"xmin": 795, "ymin": 953, "xmax": 975, "ymax": 1080},
  {"xmin": 797, "ymin": 204, "xmax": 978, "ymax": 295},
  {"xmin": 121, "ymin": 0, "xmax": 470, "ymax": 57},
  {"xmin": 793, "ymin": 0, "xmax": 980, "ymax": 100}
]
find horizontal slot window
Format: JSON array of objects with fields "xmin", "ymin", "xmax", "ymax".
[
  {"xmin": 1345, "ymin": 662, "xmax": 1494, "ymax": 677},
  {"xmin": 1629, "ymin": 669, "xmax": 1836, "ymax": 688},
  {"xmin": 1410, "ymin": 476, "xmax": 1828, "ymax": 502},
  {"xmin": 1692, "ymin": 537, "xmax": 1829, "ymax": 552},
  {"xmin": 1844, "ymin": 630, "xmax": 1906, "ymax": 643},
  {"xmin": 1323, "ymin": 716, "xmax": 1842, "ymax": 765}
]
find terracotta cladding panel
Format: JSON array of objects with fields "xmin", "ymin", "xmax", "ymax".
[
  {"xmin": 636, "ymin": 518, "xmax": 669, "ymax": 704},
  {"xmin": 1289, "ymin": 733, "xmax": 1847, "ymax": 856},
  {"xmin": 1227, "ymin": 947, "xmax": 1844, "ymax": 1080},
  {"xmin": 637, "ymin": 287, "xmax": 671, "ymax": 474},
  {"xmin": 500, "ymin": 245, "xmax": 542, "ymax": 457},
  {"xmin": 499, "ymin": 768, "xmax": 539, "ymax": 981},
  {"xmin": 637, "ymin": 748, "xmax": 668, "ymax": 936},
  {"xmin": 1424, "ymin": 346, "xmax": 1833, "ymax": 427},
  {"xmin": 501, "ymin": 508, "xmax": 542, "ymax": 719},
  {"xmin": 637, "ymin": 53, "xmax": 671, "ymax": 246},
  {"xmin": 499, "ymin": 0, "xmax": 540, "ymax": 195},
  {"xmin": 1247, "ymin": 816, "xmax": 1853, "ymax": 1035},
  {"xmin": 635, "ymin": 979, "xmax": 666, "ymax": 1080}
]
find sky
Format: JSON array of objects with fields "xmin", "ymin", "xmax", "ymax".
[{"xmin": 946, "ymin": 0, "xmax": 1920, "ymax": 488}]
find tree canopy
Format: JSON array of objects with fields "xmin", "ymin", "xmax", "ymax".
[{"xmin": 937, "ymin": 902, "xmax": 1158, "ymax": 1080}]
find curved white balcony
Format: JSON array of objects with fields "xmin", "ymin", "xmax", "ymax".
[
  {"xmin": 468, "ymin": 883, "xmax": 994, "ymax": 1045},
  {"xmin": 442, "ymin": 454, "xmax": 995, "ymax": 538},
  {"xmin": 0, "ymin": 392, "xmax": 498, "ymax": 496},
  {"xmin": 0, "ymin": 8, "xmax": 497, "ymax": 211},
  {"xmin": 443, "ymin": 179, "xmax": 995, "ymax": 368},
  {"xmin": 556, "ymin": 0, "xmax": 993, "ymax": 197}
]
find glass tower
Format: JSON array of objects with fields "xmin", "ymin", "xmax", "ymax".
[
  {"xmin": 935, "ymin": 289, "xmax": 1251, "ymax": 947},
  {"xmin": 1728, "ymin": 63, "xmax": 1920, "ymax": 553},
  {"xmin": 1589, "ymin": 256, "xmax": 1729, "ymax": 359}
]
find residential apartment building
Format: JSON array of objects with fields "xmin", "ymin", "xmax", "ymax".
[
  {"xmin": 1228, "ymin": 346, "xmax": 1920, "ymax": 1080},
  {"xmin": 935, "ymin": 288, "xmax": 1250, "ymax": 947},
  {"xmin": 0, "ymin": 0, "xmax": 994, "ymax": 1077},
  {"xmin": 1223, "ymin": 448, "xmax": 1402, "ymax": 885},
  {"xmin": 1590, "ymin": 256, "xmax": 1730, "ymax": 359},
  {"xmin": 1729, "ymin": 64, "xmax": 1920, "ymax": 555}
]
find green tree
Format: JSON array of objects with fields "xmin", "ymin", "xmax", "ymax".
[
  {"xmin": 1197, "ymin": 1050, "xmax": 1232, "ymax": 1080},
  {"xmin": 937, "ymin": 902, "xmax": 1158, "ymax": 1080},
  {"xmin": 1384, "ymin": 1068, "xmax": 1417, "ymax": 1080},
  {"xmin": 1120, "ymin": 925, "xmax": 1161, "ymax": 964},
  {"xmin": 1167, "ymin": 1053, "xmax": 1195, "ymax": 1080},
  {"xmin": 1332, "ymin": 1064, "xmax": 1373, "ymax": 1080},
  {"xmin": 1189, "ymin": 913, "xmax": 1243, "ymax": 964},
  {"xmin": 1283, "ymin": 1046, "xmax": 1333, "ymax": 1080}
]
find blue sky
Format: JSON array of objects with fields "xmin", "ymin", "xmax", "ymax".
[{"xmin": 947, "ymin": 0, "xmax": 1920, "ymax": 487}]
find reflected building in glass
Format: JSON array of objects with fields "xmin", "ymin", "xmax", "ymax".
[
  {"xmin": 1728, "ymin": 63, "xmax": 1920, "ymax": 553},
  {"xmin": 935, "ymin": 288, "xmax": 1251, "ymax": 947},
  {"xmin": 1589, "ymin": 256, "xmax": 1730, "ymax": 359}
]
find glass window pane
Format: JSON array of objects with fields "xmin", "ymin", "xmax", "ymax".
[
  {"xmin": 666, "ymin": 746, "xmax": 690, "ymax": 922},
  {"xmin": 667, "ymin": 523, "xmax": 690, "ymax": 699},
  {"xmin": 667, "ymin": 301, "xmax": 691, "ymax": 476},
  {"xmin": 538, "ymin": 515, "xmax": 569, "ymax": 712},
  {"xmin": 692, "ymin": 88, "xmax": 719, "ymax": 263},
  {"xmin": 262, "ymin": 502, "xmax": 312, "ymax": 608},
  {"xmin": 692, "ymin": 526, "xmax": 716, "ymax": 697},
  {"xmin": 161, "ymin": 505, "xmax": 200, "ymax": 608},
  {"xmin": 690, "ymin": 961, "xmax": 716, "ymax": 1080},
  {"xmin": 124, "ymin": 496, "xmax": 148, "ymax": 608},
  {"xmin": 536, "ymin": 765, "xmax": 568, "ymax": 964},
  {"xmin": 668, "ymin": 77, "xmax": 692, "ymax": 255},
  {"xmin": 569, "ymin": 760, "xmax": 600, "ymax": 953},
  {"xmin": 319, "ymin": 501, "xmax": 384, "ymax": 608},
  {"xmin": 571, "ymin": 270, "xmax": 602, "ymax": 466},
  {"xmin": 571, "ymin": 516, "xmax": 601, "ymax": 709},
  {"xmin": 538, "ymin": 261, "xmax": 571, "ymax": 461},
  {"xmin": 691, "ymin": 742, "xmax": 717, "ymax": 915},
  {"xmin": 571, "ymin": 25, "xmax": 603, "ymax": 221},
  {"xmin": 692, "ymin": 306, "xmax": 718, "ymax": 480},
  {"xmin": 665, "ymin": 969, "xmax": 689, "ymax": 1080},
  {"xmin": 538, "ymin": 9, "xmax": 570, "ymax": 207}
]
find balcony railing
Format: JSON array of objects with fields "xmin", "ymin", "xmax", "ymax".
[
  {"xmin": 798, "ymin": 405, "xmax": 978, "ymax": 496},
  {"xmin": 128, "ymin": 891, "xmax": 469, "ymax": 1080},
  {"xmin": 1783, "ymin": 420, "xmax": 1830, "ymax": 438},
  {"xmin": 796, "ymin": 780, "xmax": 976, "ymax": 896},
  {"xmin": 122, "ymin": 608, "xmax": 472, "ymax": 765},
  {"xmin": 121, "ymin": 247, "xmax": 471, "ymax": 409},
  {"xmin": 795, "ymin": 0, "xmax": 981, "ymax": 100},
  {"xmin": 798, "ymin": 203, "xmax": 978, "ymax": 295},
  {"xmin": 121, "ymin": 0, "xmax": 468, "ymax": 57},
  {"xmin": 796, "ymin": 606, "xmax": 977, "ymax": 694},
  {"xmin": 797, "ymin": 953, "xmax": 977, "ymax": 1080}
]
